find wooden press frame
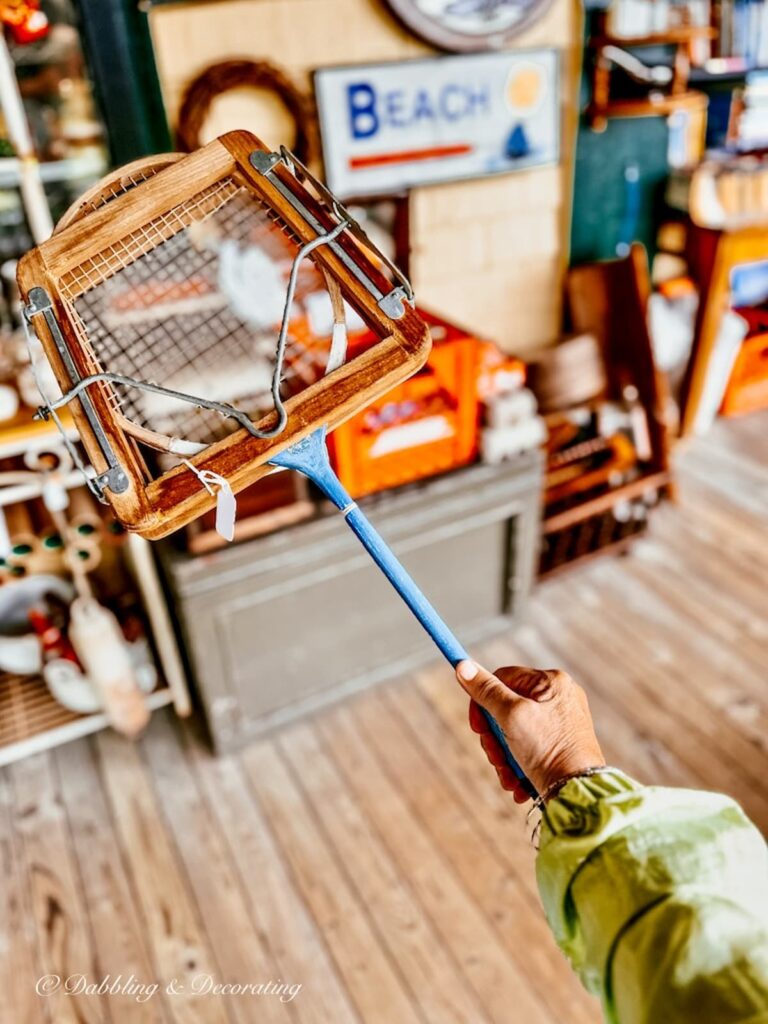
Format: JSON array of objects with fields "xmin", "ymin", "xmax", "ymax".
[{"xmin": 17, "ymin": 131, "xmax": 431, "ymax": 540}]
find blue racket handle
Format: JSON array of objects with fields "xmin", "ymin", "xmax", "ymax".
[{"xmin": 271, "ymin": 430, "xmax": 537, "ymax": 799}]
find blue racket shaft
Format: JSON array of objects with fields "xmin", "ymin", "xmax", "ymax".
[{"xmin": 270, "ymin": 428, "xmax": 537, "ymax": 800}]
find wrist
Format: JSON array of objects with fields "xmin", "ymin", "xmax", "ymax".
[
  {"xmin": 533, "ymin": 751, "xmax": 607, "ymax": 798},
  {"xmin": 536, "ymin": 764, "xmax": 610, "ymax": 804}
]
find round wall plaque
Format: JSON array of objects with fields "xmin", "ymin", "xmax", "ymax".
[{"xmin": 386, "ymin": 0, "xmax": 555, "ymax": 51}]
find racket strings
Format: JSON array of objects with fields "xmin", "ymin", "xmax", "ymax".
[
  {"xmin": 74, "ymin": 166, "xmax": 170, "ymax": 218},
  {"xmin": 57, "ymin": 183, "xmax": 346, "ymax": 449},
  {"xmin": 59, "ymin": 176, "xmax": 240, "ymax": 299}
]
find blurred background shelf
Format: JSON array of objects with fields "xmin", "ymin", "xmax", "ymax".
[
  {"xmin": 0, "ymin": 670, "xmax": 173, "ymax": 766},
  {"xmin": 0, "ymin": 150, "xmax": 105, "ymax": 189},
  {"xmin": 0, "ymin": 409, "xmax": 75, "ymax": 455}
]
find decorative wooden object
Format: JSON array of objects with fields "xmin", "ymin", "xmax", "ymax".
[
  {"xmin": 16, "ymin": 131, "xmax": 431, "ymax": 540},
  {"xmin": 566, "ymin": 243, "xmax": 671, "ymax": 478},
  {"xmin": 54, "ymin": 153, "xmax": 184, "ymax": 230},
  {"xmin": 176, "ymin": 60, "xmax": 316, "ymax": 163},
  {"xmin": 586, "ymin": 16, "xmax": 713, "ymax": 132},
  {"xmin": 538, "ymin": 243, "xmax": 674, "ymax": 575},
  {"xmin": 527, "ymin": 331, "xmax": 607, "ymax": 412},
  {"xmin": 0, "ymin": 669, "xmax": 173, "ymax": 767}
]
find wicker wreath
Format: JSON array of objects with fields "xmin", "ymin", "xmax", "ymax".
[{"xmin": 176, "ymin": 59, "xmax": 315, "ymax": 162}]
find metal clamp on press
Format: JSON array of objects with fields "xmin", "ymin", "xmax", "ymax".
[
  {"xmin": 249, "ymin": 146, "xmax": 414, "ymax": 320},
  {"xmin": 23, "ymin": 287, "xmax": 129, "ymax": 498}
]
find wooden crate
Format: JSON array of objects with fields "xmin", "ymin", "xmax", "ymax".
[{"xmin": 539, "ymin": 243, "xmax": 674, "ymax": 575}]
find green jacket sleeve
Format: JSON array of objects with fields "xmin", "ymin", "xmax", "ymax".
[{"xmin": 535, "ymin": 770, "xmax": 768, "ymax": 1024}]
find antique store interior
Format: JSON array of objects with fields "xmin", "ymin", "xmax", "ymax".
[{"xmin": 0, "ymin": 0, "xmax": 766, "ymax": 1021}]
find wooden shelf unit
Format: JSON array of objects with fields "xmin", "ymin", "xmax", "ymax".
[
  {"xmin": 539, "ymin": 244, "xmax": 674, "ymax": 575},
  {"xmin": 0, "ymin": 671, "xmax": 173, "ymax": 767},
  {"xmin": 591, "ymin": 26, "xmax": 716, "ymax": 49},
  {"xmin": 587, "ymin": 17, "xmax": 714, "ymax": 131},
  {"xmin": 0, "ymin": 427, "xmax": 190, "ymax": 764}
]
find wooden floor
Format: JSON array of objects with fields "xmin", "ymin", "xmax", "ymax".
[{"xmin": 1, "ymin": 413, "xmax": 766, "ymax": 1024}]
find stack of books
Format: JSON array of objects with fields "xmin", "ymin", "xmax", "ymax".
[
  {"xmin": 714, "ymin": 0, "xmax": 768, "ymax": 66},
  {"xmin": 736, "ymin": 70, "xmax": 768, "ymax": 149}
]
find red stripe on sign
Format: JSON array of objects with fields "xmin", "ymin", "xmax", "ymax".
[{"xmin": 348, "ymin": 144, "xmax": 472, "ymax": 169}]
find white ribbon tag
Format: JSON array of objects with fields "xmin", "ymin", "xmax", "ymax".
[
  {"xmin": 214, "ymin": 478, "xmax": 236, "ymax": 542},
  {"xmin": 182, "ymin": 461, "xmax": 237, "ymax": 542}
]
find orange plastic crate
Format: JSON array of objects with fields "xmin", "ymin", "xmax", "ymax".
[
  {"xmin": 330, "ymin": 312, "xmax": 481, "ymax": 498},
  {"xmin": 721, "ymin": 332, "xmax": 768, "ymax": 417}
]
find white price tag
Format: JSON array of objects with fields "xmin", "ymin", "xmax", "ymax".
[
  {"xmin": 182, "ymin": 461, "xmax": 237, "ymax": 542},
  {"xmin": 214, "ymin": 479, "xmax": 237, "ymax": 542}
]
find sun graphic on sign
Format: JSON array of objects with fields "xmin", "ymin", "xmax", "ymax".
[{"xmin": 505, "ymin": 63, "xmax": 545, "ymax": 114}]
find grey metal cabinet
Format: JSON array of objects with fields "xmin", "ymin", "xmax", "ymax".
[{"xmin": 160, "ymin": 453, "xmax": 542, "ymax": 752}]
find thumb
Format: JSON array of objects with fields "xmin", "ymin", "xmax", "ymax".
[{"xmin": 455, "ymin": 660, "xmax": 521, "ymax": 720}]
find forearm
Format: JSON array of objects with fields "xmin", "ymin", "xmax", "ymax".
[{"xmin": 535, "ymin": 771, "xmax": 768, "ymax": 1024}]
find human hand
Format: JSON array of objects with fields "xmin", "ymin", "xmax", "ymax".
[{"xmin": 456, "ymin": 661, "xmax": 605, "ymax": 803}]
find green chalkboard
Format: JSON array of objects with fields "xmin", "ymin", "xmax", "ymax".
[
  {"xmin": 569, "ymin": 11, "xmax": 672, "ymax": 265},
  {"xmin": 569, "ymin": 114, "xmax": 670, "ymax": 264}
]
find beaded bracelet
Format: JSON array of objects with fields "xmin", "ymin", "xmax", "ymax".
[
  {"xmin": 526, "ymin": 765, "xmax": 616, "ymax": 848},
  {"xmin": 534, "ymin": 765, "xmax": 613, "ymax": 811}
]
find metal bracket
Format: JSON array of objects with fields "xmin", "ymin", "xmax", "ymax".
[
  {"xmin": 250, "ymin": 147, "xmax": 414, "ymax": 321},
  {"xmin": 24, "ymin": 287, "xmax": 130, "ymax": 496}
]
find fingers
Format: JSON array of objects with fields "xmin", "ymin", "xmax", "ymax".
[
  {"xmin": 471, "ymin": 710, "xmax": 528, "ymax": 800},
  {"xmin": 496, "ymin": 766, "xmax": 530, "ymax": 803},
  {"xmin": 456, "ymin": 660, "xmax": 521, "ymax": 720},
  {"xmin": 480, "ymin": 731, "xmax": 508, "ymax": 768},
  {"xmin": 494, "ymin": 665, "xmax": 564, "ymax": 703},
  {"xmin": 458, "ymin": 660, "xmax": 567, "ymax": 712},
  {"xmin": 468, "ymin": 698, "xmax": 512, "ymax": 768},
  {"xmin": 468, "ymin": 699, "xmax": 489, "ymax": 734}
]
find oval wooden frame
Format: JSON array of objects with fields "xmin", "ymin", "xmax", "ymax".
[{"xmin": 176, "ymin": 59, "xmax": 315, "ymax": 162}]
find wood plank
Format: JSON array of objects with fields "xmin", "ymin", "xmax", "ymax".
[
  {"xmin": 354, "ymin": 686, "xmax": 601, "ymax": 1024},
  {"xmin": 0, "ymin": 770, "xmax": 45, "ymax": 1024},
  {"xmin": 279, "ymin": 720, "xmax": 490, "ymax": 1024},
  {"xmin": 546, "ymin": 566, "xmax": 768, "ymax": 780},
  {"xmin": 55, "ymin": 739, "xmax": 168, "ymax": 1024},
  {"xmin": 680, "ymin": 474, "xmax": 768, "ymax": 554},
  {"xmin": 585, "ymin": 558, "xmax": 767, "ymax": 741},
  {"xmin": 685, "ymin": 423, "xmax": 768, "ymax": 490},
  {"xmin": 182, "ymin": 724, "xmax": 359, "ymax": 1024},
  {"xmin": 527, "ymin": 593, "xmax": 768, "ymax": 829},
  {"xmin": 621, "ymin": 541, "xmax": 768, "ymax": 679},
  {"xmin": 680, "ymin": 444, "xmax": 768, "ymax": 519},
  {"xmin": 317, "ymin": 703, "xmax": 554, "ymax": 1024},
  {"xmin": 653, "ymin": 506, "xmax": 768, "ymax": 605},
  {"xmin": 140, "ymin": 714, "xmax": 292, "ymax": 1024},
  {"xmin": 240, "ymin": 739, "xmax": 422, "ymax": 1024},
  {"xmin": 714, "ymin": 414, "xmax": 768, "ymax": 458},
  {"xmin": 644, "ymin": 523, "xmax": 768, "ymax": 621},
  {"xmin": 8, "ymin": 752, "xmax": 105, "ymax": 1024},
  {"xmin": 0, "ymin": 413, "xmax": 765, "ymax": 1024},
  {"xmin": 94, "ymin": 731, "xmax": 230, "ymax": 1024}
]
